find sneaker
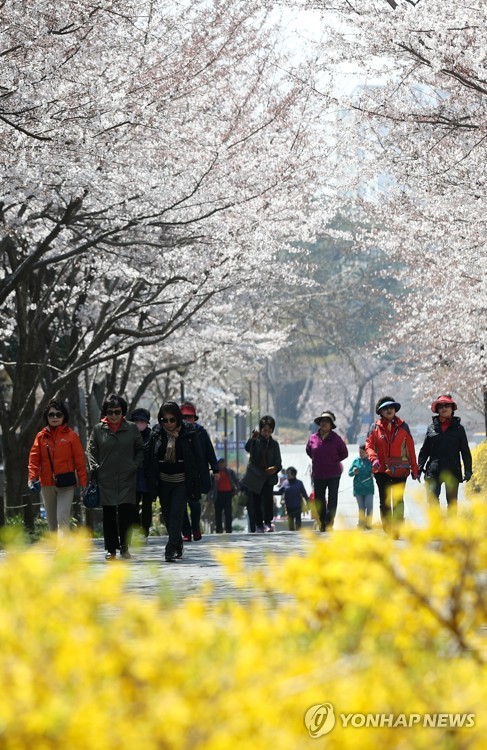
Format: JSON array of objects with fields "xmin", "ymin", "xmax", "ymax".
[
  {"xmin": 193, "ymin": 530, "xmax": 202, "ymax": 541},
  {"xmin": 264, "ymin": 524, "xmax": 274, "ymax": 532},
  {"xmin": 182, "ymin": 534, "xmax": 192, "ymax": 542},
  {"xmin": 255, "ymin": 526, "xmax": 265, "ymax": 534},
  {"xmin": 176, "ymin": 544, "xmax": 183, "ymax": 559},
  {"xmin": 165, "ymin": 550, "xmax": 178, "ymax": 562},
  {"xmin": 120, "ymin": 547, "xmax": 132, "ymax": 560},
  {"xmin": 105, "ymin": 550, "xmax": 117, "ymax": 560}
]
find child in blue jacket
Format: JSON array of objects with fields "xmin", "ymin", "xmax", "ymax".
[
  {"xmin": 274, "ymin": 467, "xmax": 308, "ymax": 530},
  {"xmin": 348, "ymin": 445, "xmax": 374, "ymax": 529}
]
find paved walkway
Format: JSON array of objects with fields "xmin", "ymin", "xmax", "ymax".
[
  {"xmin": 86, "ymin": 523, "xmax": 312, "ymax": 608},
  {"xmin": 83, "ymin": 469, "xmax": 466, "ymax": 609}
]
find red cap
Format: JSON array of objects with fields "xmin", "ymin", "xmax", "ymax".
[
  {"xmin": 431, "ymin": 395, "xmax": 457, "ymax": 413},
  {"xmin": 181, "ymin": 403, "xmax": 198, "ymax": 420}
]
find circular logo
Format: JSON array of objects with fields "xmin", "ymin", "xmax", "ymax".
[{"xmin": 304, "ymin": 702, "xmax": 336, "ymax": 738}]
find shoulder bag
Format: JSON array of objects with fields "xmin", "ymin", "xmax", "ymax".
[
  {"xmin": 241, "ymin": 463, "xmax": 267, "ymax": 494},
  {"xmin": 46, "ymin": 445, "xmax": 77, "ymax": 487}
]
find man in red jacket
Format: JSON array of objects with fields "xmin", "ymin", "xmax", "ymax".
[{"xmin": 365, "ymin": 396, "xmax": 418, "ymax": 535}]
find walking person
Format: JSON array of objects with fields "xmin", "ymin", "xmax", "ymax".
[
  {"xmin": 348, "ymin": 445, "xmax": 374, "ymax": 529},
  {"xmin": 130, "ymin": 407, "xmax": 153, "ymax": 540},
  {"xmin": 306, "ymin": 410, "xmax": 348, "ymax": 531},
  {"xmin": 28, "ymin": 399, "xmax": 87, "ymax": 539},
  {"xmin": 274, "ymin": 467, "xmax": 309, "ymax": 531},
  {"xmin": 214, "ymin": 457, "xmax": 239, "ymax": 533},
  {"xmin": 243, "ymin": 415, "xmax": 282, "ymax": 533},
  {"xmin": 87, "ymin": 394, "xmax": 144, "ymax": 560},
  {"xmin": 180, "ymin": 401, "xmax": 219, "ymax": 542},
  {"xmin": 417, "ymin": 394, "xmax": 473, "ymax": 515},
  {"xmin": 365, "ymin": 396, "xmax": 418, "ymax": 535},
  {"xmin": 145, "ymin": 401, "xmax": 206, "ymax": 562}
]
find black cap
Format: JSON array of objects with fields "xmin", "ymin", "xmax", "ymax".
[{"xmin": 130, "ymin": 408, "xmax": 151, "ymax": 423}]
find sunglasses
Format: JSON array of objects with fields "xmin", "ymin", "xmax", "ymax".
[
  {"xmin": 162, "ymin": 417, "xmax": 177, "ymax": 424},
  {"xmin": 106, "ymin": 408, "xmax": 122, "ymax": 416},
  {"xmin": 48, "ymin": 411, "xmax": 63, "ymax": 419},
  {"xmin": 438, "ymin": 404, "xmax": 452, "ymax": 409},
  {"xmin": 182, "ymin": 414, "xmax": 195, "ymax": 419}
]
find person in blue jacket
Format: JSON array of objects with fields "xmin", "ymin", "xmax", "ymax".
[
  {"xmin": 274, "ymin": 467, "xmax": 309, "ymax": 530},
  {"xmin": 348, "ymin": 445, "xmax": 374, "ymax": 529}
]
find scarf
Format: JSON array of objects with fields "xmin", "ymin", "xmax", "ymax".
[
  {"xmin": 162, "ymin": 424, "xmax": 181, "ymax": 462},
  {"xmin": 102, "ymin": 416, "xmax": 124, "ymax": 433}
]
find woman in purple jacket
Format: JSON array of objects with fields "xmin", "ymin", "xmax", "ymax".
[{"xmin": 306, "ymin": 410, "xmax": 348, "ymax": 531}]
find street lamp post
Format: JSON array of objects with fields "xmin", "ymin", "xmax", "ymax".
[
  {"xmin": 223, "ymin": 408, "xmax": 228, "ymax": 464},
  {"xmin": 175, "ymin": 364, "xmax": 187, "ymax": 404}
]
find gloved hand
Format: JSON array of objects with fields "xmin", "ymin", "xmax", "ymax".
[
  {"xmin": 29, "ymin": 479, "xmax": 41, "ymax": 493},
  {"xmin": 372, "ymin": 460, "xmax": 380, "ymax": 472},
  {"xmin": 464, "ymin": 471, "xmax": 472, "ymax": 482}
]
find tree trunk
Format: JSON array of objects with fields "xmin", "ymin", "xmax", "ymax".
[
  {"xmin": 2, "ymin": 428, "xmax": 33, "ymax": 515},
  {"xmin": 270, "ymin": 378, "xmax": 309, "ymax": 422},
  {"xmin": 346, "ymin": 381, "xmax": 366, "ymax": 444}
]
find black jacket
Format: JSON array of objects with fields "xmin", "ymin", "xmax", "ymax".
[
  {"xmin": 193, "ymin": 422, "xmax": 219, "ymax": 494},
  {"xmin": 417, "ymin": 416, "xmax": 472, "ymax": 482},
  {"xmin": 144, "ymin": 422, "xmax": 207, "ymax": 501},
  {"xmin": 244, "ymin": 434, "xmax": 282, "ymax": 486}
]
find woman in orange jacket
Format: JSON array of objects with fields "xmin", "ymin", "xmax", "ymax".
[
  {"xmin": 28, "ymin": 400, "xmax": 87, "ymax": 537},
  {"xmin": 365, "ymin": 396, "xmax": 418, "ymax": 534}
]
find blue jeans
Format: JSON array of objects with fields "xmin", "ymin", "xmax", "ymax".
[{"xmin": 355, "ymin": 494, "xmax": 373, "ymax": 527}]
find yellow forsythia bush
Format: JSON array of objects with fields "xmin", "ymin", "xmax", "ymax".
[
  {"xmin": 1, "ymin": 502, "xmax": 487, "ymax": 750},
  {"xmin": 465, "ymin": 440, "xmax": 487, "ymax": 501}
]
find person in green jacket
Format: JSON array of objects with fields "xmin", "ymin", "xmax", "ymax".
[
  {"xmin": 348, "ymin": 445, "xmax": 374, "ymax": 529},
  {"xmin": 87, "ymin": 394, "xmax": 144, "ymax": 560}
]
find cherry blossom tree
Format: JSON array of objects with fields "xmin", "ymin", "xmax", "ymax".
[
  {"xmin": 305, "ymin": 0, "xmax": 487, "ymax": 429},
  {"xmin": 1, "ymin": 0, "xmax": 338, "ymax": 507}
]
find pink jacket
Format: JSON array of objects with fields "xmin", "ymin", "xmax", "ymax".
[{"xmin": 306, "ymin": 430, "xmax": 348, "ymax": 480}]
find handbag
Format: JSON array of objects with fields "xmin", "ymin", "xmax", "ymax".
[
  {"xmin": 241, "ymin": 463, "xmax": 267, "ymax": 494},
  {"xmin": 54, "ymin": 471, "xmax": 77, "ymax": 487},
  {"xmin": 235, "ymin": 491, "xmax": 248, "ymax": 508},
  {"xmin": 83, "ymin": 481, "xmax": 100, "ymax": 508},
  {"xmin": 46, "ymin": 445, "xmax": 77, "ymax": 487},
  {"xmin": 384, "ymin": 456, "xmax": 411, "ymax": 479}
]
